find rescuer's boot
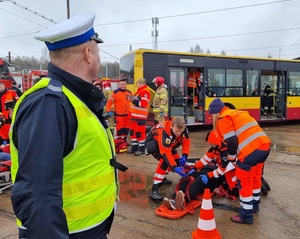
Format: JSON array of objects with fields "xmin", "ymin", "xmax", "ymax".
[
  {"xmin": 127, "ymin": 144, "xmax": 138, "ymax": 154},
  {"xmin": 161, "ymin": 177, "xmax": 172, "ymax": 185},
  {"xmin": 150, "ymin": 184, "xmax": 163, "ymax": 201},
  {"xmin": 230, "ymin": 214, "xmax": 253, "ymax": 224},
  {"xmin": 135, "ymin": 146, "xmax": 145, "ymax": 156}
]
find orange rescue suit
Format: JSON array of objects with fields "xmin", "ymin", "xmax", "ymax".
[
  {"xmin": 216, "ymin": 107, "xmax": 270, "ymax": 161},
  {"xmin": 153, "ymin": 120, "xmax": 190, "ymax": 169}
]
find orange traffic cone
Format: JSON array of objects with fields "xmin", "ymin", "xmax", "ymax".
[{"xmin": 192, "ymin": 188, "xmax": 222, "ymax": 239}]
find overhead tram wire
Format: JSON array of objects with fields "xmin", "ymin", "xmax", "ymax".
[
  {"xmin": 0, "ymin": 7, "xmax": 49, "ymax": 28},
  {"xmin": 159, "ymin": 0, "xmax": 290, "ymax": 20},
  {"xmin": 100, "ymin": 49, "xmax": 119, "ymax": 61},
  {"xmin": 2, "ymin": 0, "xmax": 57, "ymax": 24},
  {"xmin": 1, "ymin": 0, "xmax": 292, "ymax": 41},
  {"xmin": 94, "ymin": 0, "xmax": 290, "ymax": 26},
  {"xmin": 102, "ymin": 26, "xmax": 300, "ymax": 48},
  {"xmin": 0, "ymin": 31, "xmax": 38, "ymax": 40}
]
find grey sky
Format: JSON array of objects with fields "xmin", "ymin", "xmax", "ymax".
[{"xmin": 0, "ymin": 0, "xmax": 299, "ymax": 63}]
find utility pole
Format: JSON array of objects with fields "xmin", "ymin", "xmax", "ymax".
[
  {"xmin": 8, "ymin": 51, "xmax": 11, "ymax": 64},
  {"xmin": 67, "ymin": 0, "xmax": 70, "ymax": 19},
  {"xmin": 279, "ymin": 48, "xmax": 281, "ymax": 59},
  {"xmin": 151, "ymin": 17, "xmax": 159, "ymax": 50}
]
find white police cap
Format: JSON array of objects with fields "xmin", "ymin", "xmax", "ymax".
[{"xmin": 34, "ymin": 12, "xmax": 103, "ymax": 51}]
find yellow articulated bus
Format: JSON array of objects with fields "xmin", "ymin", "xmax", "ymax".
[{"xmin": 119, "ymin": 49, "xmax": 300, "ymax": 126}]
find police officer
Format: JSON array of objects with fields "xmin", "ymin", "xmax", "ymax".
[{"xmin": 10, "ymin": 13, "xmax": 126, "ymax": 239}]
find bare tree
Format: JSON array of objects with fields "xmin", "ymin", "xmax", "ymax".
[{"xmin": 40, "ymin": 47, "xmax": 49, "ymax": 69}]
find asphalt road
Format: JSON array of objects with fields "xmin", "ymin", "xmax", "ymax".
[{"xmin": 1, "ymin": 122, "xmax": 300, "ymax": 239}]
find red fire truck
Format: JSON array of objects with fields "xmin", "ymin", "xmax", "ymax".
[
  {"xmin": 0, "ymin": 58, "xmax": 14, "ymax": 88},
  {"xmin": 22, "ymin": 69, "xmax": 48, "ymax": 92}
]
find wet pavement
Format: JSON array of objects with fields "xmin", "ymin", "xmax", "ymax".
[{"xmin": 1, "ymin": 122, "xmax": 300, "ymax": 239}]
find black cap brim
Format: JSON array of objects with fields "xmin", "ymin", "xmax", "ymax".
[{"xmin": 90, "ymin": 33, "xmax": 103, "ymax": 43}]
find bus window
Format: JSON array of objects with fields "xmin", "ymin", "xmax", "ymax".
[
  {"xmin": 226, "ymin": 69, "xmax": 243, "ymax": 96},
  {"xmin": 208, "ymin": 69, "xmax": 225, "ymax": 97},
  {"xmin": 225, "ymin": 88, "xmax": 243, "ymax": 96},
  {"xmin": 170, "ymin": 69, "xmax": 184, "ymax": 106},
  {"xmin": 246, "ymin": 70, "xmax": 259, "ymax": 96},
  {"xmin": 289, "ymin": 72, "xmax": 300, "ymax": 95}
]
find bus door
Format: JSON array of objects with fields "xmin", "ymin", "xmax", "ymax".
[
  {"xmin": 275, "ymin": 71, "xmax": 287, "ymax": 119},
  {"xmin": 260, "ymin": 70, "xmax": 286, "ymax": 120},
  {"xmin": 169, "ymin": 67, "xmax": 204, "ymax": 124},
  {"xmin": 169, "ymin": 68, "xmax": 187, "ymax": 122}
]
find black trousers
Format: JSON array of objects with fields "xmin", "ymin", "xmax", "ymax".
[{"xmin": 19, "ymin": 209, "xmax": 115, "ymax": 239}]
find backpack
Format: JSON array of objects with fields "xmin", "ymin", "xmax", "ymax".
[{"xmin": 114, "ymin": 138, "xmax": 127, "ymax": 154}]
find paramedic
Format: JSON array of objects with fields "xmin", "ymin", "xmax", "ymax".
[
  {"xmin": 127, "ymin": 78, "xmax": 151, "ymax": 156},
  {"xmin": 149, "ymin": 117, "xmax": 191, "ymax": 201},
  {"xmin": 208, "ymin": 98, "xmax": 271, "ymax": 224},
  {"xmin": 106, "ymin": 79, "xmax": 132, "ymax": 141},
  {"xmin": 163, "ymin": 130, "xmax": 237, "ymax": 210},
  {"xmin": 0, "ymin": 82, "xmax": 19, "ymax": 142},
  {"xmin": 10, "ymin": 13, "xmax": 126, "ymax": 239},
  {"xmin": 152, "ymin": 76, "xmax": 168, "ymax": 123}
]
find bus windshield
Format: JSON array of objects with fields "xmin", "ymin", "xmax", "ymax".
[{"xmin": 120, "ymin": 53, "xmax": 135, "ymax": 84}]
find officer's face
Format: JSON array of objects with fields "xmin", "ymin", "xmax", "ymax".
[{"xmin": 171, "ymin": 125, "xmax": 184, "ymax": 137}]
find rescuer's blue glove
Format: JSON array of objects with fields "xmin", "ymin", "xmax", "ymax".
[
  {"xmin": 107, "ymin": 111, "xmax": 113, "ymax": 117},
  {"xmin": 179, "ymin": 154, "xmax": 187, "ymax": 166},
  {"xmin": 186, "ymin": 169, "xmax": 195, "ymax": 176},
  {"xmin": 199, "ymin": 174, "xmax": 208, "ymax": 184},
  {"xmin": 174, "ymin": 166, "xmax": 187, "ymax": 177}
]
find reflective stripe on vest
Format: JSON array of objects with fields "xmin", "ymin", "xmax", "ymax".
[
  {"xmin": 10, "ymin": 78, "xmax": 117, "ymax": 233},
  {"xmin": 219, "ymin": 109, "xmax": 270, "ymax": 159}
]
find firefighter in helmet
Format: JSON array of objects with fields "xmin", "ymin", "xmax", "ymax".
[
  {"xmin": 152, "ymin": 76, "xmax": 168, "ymax": 124},
  {"xmin": 101, "ymin": 81, "xmax": 115, "ymax": 133}
]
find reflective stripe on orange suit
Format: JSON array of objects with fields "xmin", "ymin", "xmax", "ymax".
[
  {"xmin": 217, "ymin": 107, "xmax": 270, "ymax": 161},
  {"xmin": 194, "ymin": 142, "xmax": 236, "ymax": 189},
  {"xmin": 153, "ymin": 120, "xmax": 190, "ymax": 184},
  {"xmin": 129, "ymin": 85, "xmax": 151, "ymax": 146},
  {"xmin": 216, "ymin": 107, "xmax": 271, "ymax": 223},
  {"xmin": 129, "ymin": 85, "xmax": 150, "ymax": 120},
  {"xmin": 106, "ymin": 88, "xmax": 132, "ymax": 137}
]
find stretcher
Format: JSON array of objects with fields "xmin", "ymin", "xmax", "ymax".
[
  {"xmin": 0, "ymin": 160, "xmax": 12, "ymax": 194},
  {"xmin": 155, "ymin": 192, "xmax": 214, "ymax": 219}
]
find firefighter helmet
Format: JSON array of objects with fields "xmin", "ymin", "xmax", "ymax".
[
  {"xmin": 102, "ymin": 81, "xmax": 111, "ymax": 89},
  {"xmin": 205, "ymin": 130, "xmax": 221, "ymax": 147},
  {"xmin": 153, "ymin": 76, "xmax": 165, "ymax": 86}
]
